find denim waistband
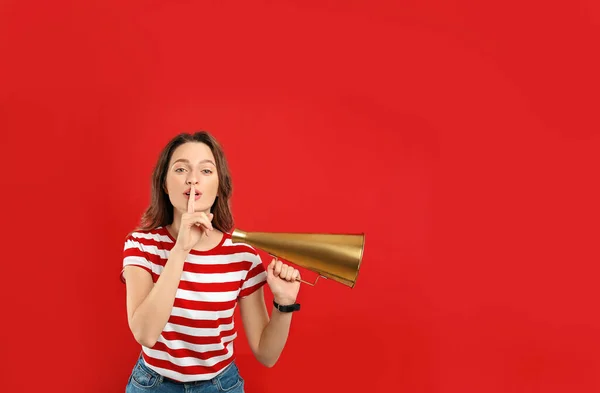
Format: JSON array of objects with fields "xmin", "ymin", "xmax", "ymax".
[{"xmin": 137, "ymin": 352, "xmax": 236, "ymax": 386}]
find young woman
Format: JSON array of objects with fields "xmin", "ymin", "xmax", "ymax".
[{"xmin": 121, "ymin": 131, "xmax": 302, "ymax": 392}]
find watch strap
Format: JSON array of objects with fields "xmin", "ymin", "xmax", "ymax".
[{"xmin": 273, "ymin": 300, "xmax": 301, "ymax": 313}]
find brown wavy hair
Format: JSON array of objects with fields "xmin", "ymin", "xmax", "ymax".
[{"xmin": 135, "ymin": 131, "xmax": 234, "ymax": 233}]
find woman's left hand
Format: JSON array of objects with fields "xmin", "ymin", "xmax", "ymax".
[{"xmin": 266, "ymin": 258, "xmax": 301, "ymax": 306}]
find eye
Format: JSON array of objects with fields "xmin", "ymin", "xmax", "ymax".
[
  {"xmin": 202, "ymin": 169, "xmax": 213, "ymax": 174},
  {"xmin": 174, "ymin": 168, "xmax": 186, "ymax": 173}
]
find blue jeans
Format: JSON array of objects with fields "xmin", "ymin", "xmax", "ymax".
[{"xmin": 125, "ymin": 353, "xmax": 245, "ymax": 393}]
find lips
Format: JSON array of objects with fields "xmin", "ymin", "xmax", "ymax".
[
  {"xmin": 184, "ymin": 188, "xmax": 201, "ymax": 195},
  {"xmin": 184, "ymin": 189, "xmax": 202, "ymax": 200}
]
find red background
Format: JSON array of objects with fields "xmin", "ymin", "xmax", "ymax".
[{"xmin": 1, "ymin": 1, "xmax": 599, "ymax": 392}]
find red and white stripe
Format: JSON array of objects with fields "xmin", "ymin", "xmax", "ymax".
[{"xmin": 121, "ymin": 227, "xmax": 267, "ymax": 382}]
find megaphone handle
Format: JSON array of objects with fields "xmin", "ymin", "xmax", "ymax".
[{"xmin": 297, "ymin": 276, "xmax": 320, "ymax": 287}]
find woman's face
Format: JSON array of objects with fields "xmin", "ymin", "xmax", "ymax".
[{"xmin": 164, "ymin": 142, "xmax": 219, "ymax": 214}]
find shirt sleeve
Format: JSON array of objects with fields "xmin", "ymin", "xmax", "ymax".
[
  {"xmin": 239, "ymin": 252, "xmax": 267, "ymax": 298},
  {"xmin": 120, "ymin": 233, "xmax": 153, "ymax": 283}
]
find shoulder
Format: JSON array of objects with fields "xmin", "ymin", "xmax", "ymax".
[
  {"xmin": 123, "ymin": 227, "xmax": 174, "ymax": 249},
  {"xmin": 218, "ymin": 232, "xmax": 264, "ymax": 269},
  {"xmin": 220, "ymin": 232, "xmax": 260, "ymax": 255},
  {"xmin": 124, "ymin": 227, "xmax": 172, "ymax": 243}
]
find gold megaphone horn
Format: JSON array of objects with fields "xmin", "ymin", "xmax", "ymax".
[{"xmin": 231, "ymin": 228, "xmax": 365, "ymax": 288}]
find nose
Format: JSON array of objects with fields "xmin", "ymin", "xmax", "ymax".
[
  {"xmin": 186, "ymin": 177, "xmax": 199, "ymax": 186},
  {"xmin": 186, "ymin": 168, "xmax": 203, "ymax": 186}
]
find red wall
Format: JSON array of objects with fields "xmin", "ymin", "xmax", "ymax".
[{"xmin": 2, "ymin": 1, "xmax": 599, "ymax": 392}]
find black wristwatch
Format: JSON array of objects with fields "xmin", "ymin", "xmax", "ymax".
[{"xmin": 273, "ymin": 300, "xmax": 301, "ymax": 313}]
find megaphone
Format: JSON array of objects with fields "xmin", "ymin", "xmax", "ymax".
[{"xmin": 231, "ymin": 228, "xmax": 365, "ymax": 288}]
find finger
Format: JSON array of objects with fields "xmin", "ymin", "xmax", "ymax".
[
  {"xmin": 187, "ymin": 184, "xmax": 195, "ymax": 213},
  {"xmin": 274, "ymin": 260, "xmax": 283, "ymax": 277},
  {"xmin": 280, "ymin": 264, "xmax": 288, "ymax": 279},
  {"xmin": 193, "ymin": 220, "xmax": 212, "ymax": 236},
  {"xmin": 284, "ymin": 266, "xmax": 294, "ymax": 281},
  {"xmin": 267, "ymin": 258, "xmax": 276, "ymax": 278},
  {"xmin": 293, "ymin": 269, "xmax": 301, "ymax": 281},
  {"xmin": 191, "ymin": 213, "xmax": 213, "ymax": 230}
]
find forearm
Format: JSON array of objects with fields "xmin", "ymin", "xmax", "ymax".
[
  {"xmin": 130, "ymin": 246, "xmax": 188, "ymax": 347},
  {"xmin": 256, "ymin": 306, "xmax": 294, "ymax": 367}
]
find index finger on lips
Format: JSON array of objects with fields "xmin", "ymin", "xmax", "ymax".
[{"xmin": 187, "ymin": 184, "xmax": 195, "ymax": 214}]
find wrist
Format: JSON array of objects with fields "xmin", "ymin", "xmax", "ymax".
[
  {"xmin": 171, "ymin": 244, "xmax": 191, "ymax": 257},
  {"xmin": 273, "ymin": 296, "xmax": 296, "ymax": 306}
]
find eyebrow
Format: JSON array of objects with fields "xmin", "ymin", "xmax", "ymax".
[{"xmin": 171, "ymin": 158, "xmax": 216, "ymax": 167}]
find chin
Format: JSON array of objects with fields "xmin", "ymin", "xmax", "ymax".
[{"xmin": 180, "ymin": 205, "xmax": 210, "ymax": 213}]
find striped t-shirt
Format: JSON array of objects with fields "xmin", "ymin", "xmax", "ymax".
[{"xmin": 120, "ymin": 226, "xmax": 267, "ymax": 382}]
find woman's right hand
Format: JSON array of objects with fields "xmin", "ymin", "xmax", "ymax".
[{"xmin": 175, "ymin": 184, "xmax": 213, "ymax": 252}]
